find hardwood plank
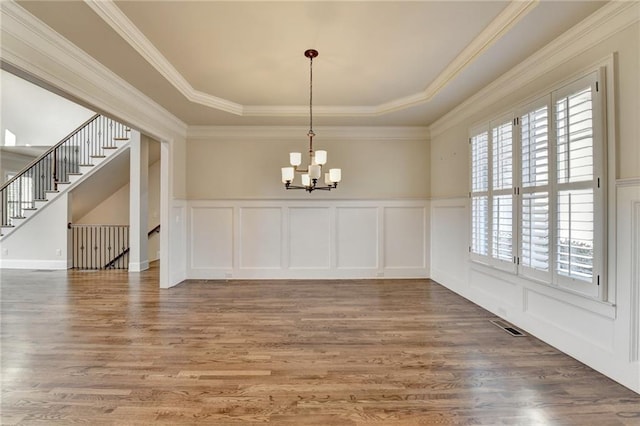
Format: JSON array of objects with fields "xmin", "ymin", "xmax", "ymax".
[{"xmin": 1, "ymin": 262, "xmax": 639, "ymax": 424}]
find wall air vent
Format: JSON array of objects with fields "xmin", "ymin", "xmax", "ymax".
[{"xmin": 490, "ymin": 319, "xmax": 526, "ymax": 337}]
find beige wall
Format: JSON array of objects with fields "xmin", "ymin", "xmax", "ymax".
[
  {"xmin": 430, "ymin": 22, "xmax": 639, "ymax": 198},
  {"xmin": 186, "ymin": 136, "xmax": 430, "ymax": 200},
  {"xmin": 171, "ymin": 137, "xmax": 187, "ymax": 199}
]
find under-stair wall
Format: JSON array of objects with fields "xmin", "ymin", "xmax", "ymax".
[{"xmin": 0, "ymin": 192, "xmax": 70, "ymax": 269}]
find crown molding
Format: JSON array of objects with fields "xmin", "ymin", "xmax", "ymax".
[
  {"xmin": 85, "ymin": 0, "xmax": 243, "ymax": 116},
  {"xmin": 85, "ymin": 0, "xmax": 537, "ymax": 118},
  {"xmin": 616, "ymin": 178, "xmax": 640, "ymax": 188},
  {"xmin": 0, "ymin": 1, "xmax": 187, "ymax": 141},
  {"xmin": 374, "ymin": 0, "xmax": 539, "ymax": 116},
  {"xmin": 429, "ymin": 0, "xmax": 640, "ymax": 138},
  {"xmin": 187, "ymin": 126, "xmax": 430, "ymax": 142}
]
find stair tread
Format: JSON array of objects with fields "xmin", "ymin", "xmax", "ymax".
[
  {"xmin": 23, "ymin": 208, "xmax": 37, "ymax": 211},
  {"xmin": 67, "ymin": 173, "xmax": 82, "ymax": 176},
  {"xmin": 113, "ymin": 137, "xmax": 129, "ymax": 141},
  {"xmin": 78, "ymin": 164, "xmax": 94, "ymax": 167},
  {"xmin": 45, "ymin": 190, "xmax": 60, "ymax": 193},
  {"xmin": 91, "ymin": 155, "xmax": 106, "ymax": 158},
  {"xmin": 102, "ymin": 146, "xmax": 118, "ymax": 149}
]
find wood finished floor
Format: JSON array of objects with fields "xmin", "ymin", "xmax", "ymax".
[{"xmin": 1, "ymin": 263, "xmax": 639, "ymax": 425}]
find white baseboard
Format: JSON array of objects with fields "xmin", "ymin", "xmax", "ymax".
[
  {"xmin": 0, "ymin": 259, "xmax": 68, "ymax": 270},
  {"xmin": 129, "ymin": 260, "xmax": 150, "ymax": 272}
]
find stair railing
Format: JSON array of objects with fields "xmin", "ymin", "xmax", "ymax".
[
  {"xmin": 67, "ymin": 223, "xmax": 160, "ymax": 270},
  {"xmin": 104, "ymin": 224, "xmax": 160, "ymax": 269},
  {"xmin": 69, "ymin": 224, "xmax": 130, "ymax": 270},
  {"xmin": 0, "ymin": 114, "xmax": 130, "ymax": 228}
]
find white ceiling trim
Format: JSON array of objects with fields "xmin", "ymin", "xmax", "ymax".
[
  {"xmin": 429, "ymin": 0, "xmax": 640, "ymax": 138},
  {"xmin": 85, "ymin": 0, "xmax": 538, "ymax": 118},
  {"xmin": 84, "ymin": 0, "xmax": 243, "ymax": 115},
  {"xmin": 187, "ymin": 126, "xmax": 430, "ymax": 142},
  {"xmin": 0, "ymin": 2, "xmax": 187, "ymax": 141}
]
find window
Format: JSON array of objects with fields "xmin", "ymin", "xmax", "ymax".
[
  {"xmin": 470, "ymin": 71, "xmax": 604, "ymax": 299},
  {"xmin": 470, "ymin": 117, "xmax": 516, "ymax": 273}
]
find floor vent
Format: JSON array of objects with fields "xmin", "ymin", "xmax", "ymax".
[{"xmin": 490, "ymin": 319, "xmax": 526, "ymax": 337}]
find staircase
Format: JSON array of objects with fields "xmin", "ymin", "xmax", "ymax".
[{"xmin": 0, "ymin": 114, "xmax": 130, "ymax": 238}]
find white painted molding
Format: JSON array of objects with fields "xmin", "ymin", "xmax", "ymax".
[
  {"xmin": 631, "ymin": 200, "xmax": 640, "ymax": 362},
  {"xmin": 0, "ymin": 1, "xmax": 187, "ymax": 141},
  {"xmin": 429, "ymin": 196, "xmax": 468, "ymax": 207},
  {"xmin": 84, "ymin": 0, "xmax": 537, "ymax": 118},
  {"xmin": 430, "ymin": 0, "xmax": 640, "ymax": 138},
  {"xmin": 417, "ymin": 0, "xmax": 539, "ymax": 107},
  {"xmin": 187, "ymin": 199, "xmax": 430, "ymax": 280},
  {"xmin": 0, "ymin": 259, "xmax": 68, "ymax": 270},
  {"xmin": 129, "ymin": 260, "xmax": 150, "ymax": 272},
  {"xmin": 616, "ymin": 177, "xmax": 640, "ymax": 188},
  {"xmin": 187, "ymin": 125, "xmax": 430, "ymax": 141},
  {"xmin": 84, "ymin": 0, "xmax": 243, "ymax": 116}
]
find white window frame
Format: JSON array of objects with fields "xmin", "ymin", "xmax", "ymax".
[{"xmin": 469, "ymin": 69, "xmax": 606, "ymax": 300}]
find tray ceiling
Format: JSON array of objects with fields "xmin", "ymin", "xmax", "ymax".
[{"xmin": 15, "ymin": 1, "xmax": 606, "ymax": 126}]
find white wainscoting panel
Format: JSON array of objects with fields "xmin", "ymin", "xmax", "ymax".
[
  {"xmin": 168, "ymin": 202, "xmax": 187, "ymax": 286},
  {"xmin": 430, "ymin": 183, "xmax": 640, "ymax": 393},
  {"xmin": 289, "ymin": 207, "xmax": 331, "ymax": 269},
  {"xmin": 239, "ymin": 207, "xmax": 282, "ymax": 269},
  {"xmin": 384, "ymin": 207, "xmax": 425, "ymax": 269},
  {"xmin": 336, "ymin": 207, "xmax": 378, "ymax": 270},
  {"xmin": 187, "ymin": 199, "xmax": 429, "ymax": 279},
  {"xmin": 190, "ymin": 207, "xmax": 233, "ymax": 269},
  {"xmin": 430, "ymin": 198, "xmax": 469, "ymax": 293},
  {"xmin": 616, "ymin": 181, "xmax": 640, "ymax": 368}
]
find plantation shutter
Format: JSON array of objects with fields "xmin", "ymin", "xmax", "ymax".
[
  {"xmin": 470, "ymin": 131, "xmax": 489, "ymax": 258},
  {"xmin": 519, "ymin": 102, "xmax": 551, "ymax": 280},
  {"xmin": 552, "ymin": 71, "xmax": 602, "ymax": 297},
  {"xmin": 491, "ymin": 120, "xmax": 515, "ymax": 269}
]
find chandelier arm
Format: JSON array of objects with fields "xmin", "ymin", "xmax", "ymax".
[{"xmin": 285, "ymin": 183, "xmax": 338, "ymax": 192}]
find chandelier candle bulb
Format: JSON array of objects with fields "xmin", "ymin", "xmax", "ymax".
[
  {"xmin": 309, "ymin": 164, "xmax": 321, "ymax": 179},
  {"xmin": 315, "ymin": 150, "xmax": 327, "ymax": 165},
  {"xmin": 324, "ymin": 173, "xmax": 332, "ymax": 185},
  {"xmin": 290, "ymin": 152, "xmax": 302, "ymax": 167},
  {"xmin": 301, "ymin": 174, "xmax": 311, "ymax": 187},
  {"xmin": 281, "ymin": 167, "xmax": 294, "ymax": 183},
  {"xmin": 329, "ymin": 168, "xmax": 342, "ymax": 183}
]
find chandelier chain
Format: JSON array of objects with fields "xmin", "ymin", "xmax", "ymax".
[{"xmin": 309, "ymin": 54, "xmax": 313, "ymax": 135}]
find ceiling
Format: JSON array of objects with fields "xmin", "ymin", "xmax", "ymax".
[{"xmin": 15, "ymin": 1, "xmax": 606, "ymax": 127}]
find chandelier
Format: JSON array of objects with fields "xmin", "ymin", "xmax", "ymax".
[{"xmin": 281, "ymin": 49, "xmax": 341, "ymax": 192}]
